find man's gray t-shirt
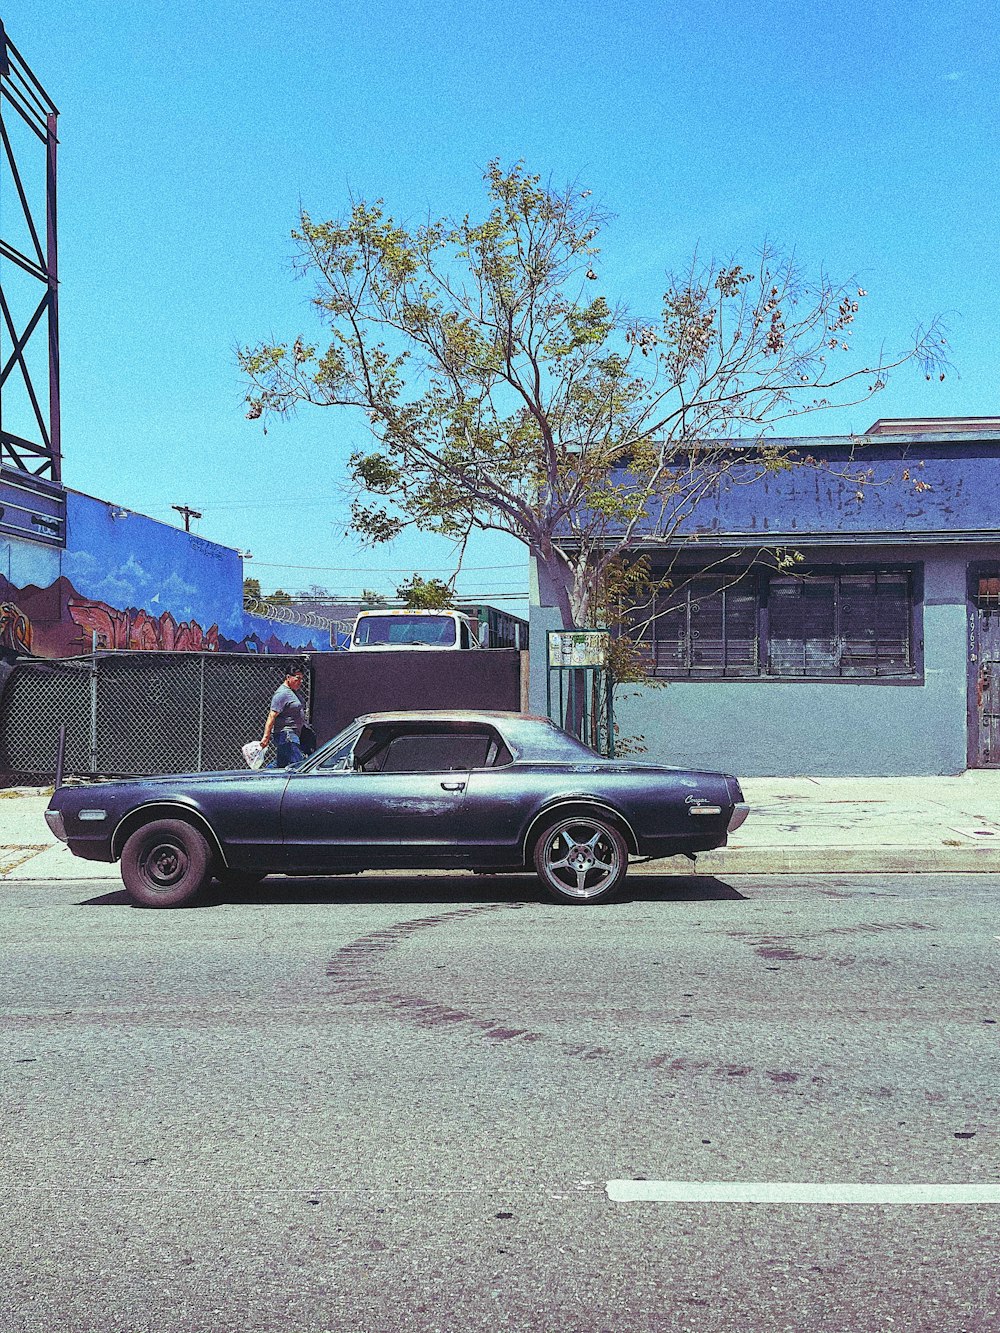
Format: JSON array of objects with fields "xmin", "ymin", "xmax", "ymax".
[{"xmin": 270, "ymin": 683, "xmax": 305, "ymax": 735}]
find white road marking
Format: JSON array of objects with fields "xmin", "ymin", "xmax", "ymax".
[{"xmin": 607, "ymin": 1181, "xmax": 1000, "ymax": 1205}]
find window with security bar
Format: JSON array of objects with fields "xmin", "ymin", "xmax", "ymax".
[
  {"xmin": 627, "ymin": 573, "xmax": 760, "ymax": 678},
  {"xmin": 624, "ymin": 568, "xmax": 916, "ymax": 680},
  {"xmin": 766, "ymin": 571, "xmax": 914, "ymax": 677}
]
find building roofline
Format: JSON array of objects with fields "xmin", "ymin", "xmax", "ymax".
[
  {"xmin": 64, "ymin": 486, "xmax": 240, "ymax": 553},
  {"xmin": 622, "ymin": 431, "xmax": 1000, "ymax": 451},
  {"xmin": 574, "ymin": 529, "xmax": 1000, "ymax": 549},
  {"xmin": 865, "ymin": 416, "xmax": 1000, "ymax": 435}
]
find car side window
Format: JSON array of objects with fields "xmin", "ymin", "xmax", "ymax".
[
  {"xmin": 487, "ymin": 737, "xmax": 513, "ymax": 766},
  {"xmin": 378, "ymin": 732, "xmax": 490, "ymax": 773},
  {"xmin": 355, "ymin": 726, "xmax": 392, "ymax": 772},
  {"xmin": 326, "ymin": 725, "xmax": 515, "ymax": 774}
]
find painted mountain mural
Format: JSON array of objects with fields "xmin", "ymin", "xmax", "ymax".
[{"xmin": 0, "ymin": 575, "xmax": 319, "ymax": 657}]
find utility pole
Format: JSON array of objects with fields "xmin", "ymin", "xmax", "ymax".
[{"xmin": 172, "ymin": 504, "xmax": 202, "ymax": 532}]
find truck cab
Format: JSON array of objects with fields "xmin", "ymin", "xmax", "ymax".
[{"xmin": 348, "ymin": 608, "xmax": 483, "ymax": 651}]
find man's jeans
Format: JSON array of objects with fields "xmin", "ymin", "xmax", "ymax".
[{"xmin": 275, "ymin": 725, "xmax": 305, "ymax": 769}]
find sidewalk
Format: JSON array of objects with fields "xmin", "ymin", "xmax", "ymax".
[
  {"xmin": 1, "ymin": 773, "xmax": 1000, "ymax": 883},
  {"xmin": 687, "ymin": 771, "xmax": 1000, "ymax": 875}
]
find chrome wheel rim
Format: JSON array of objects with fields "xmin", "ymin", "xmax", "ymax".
[{"xmin": 541, "ymin": 819, "xmax": 621, "ymax": 900}]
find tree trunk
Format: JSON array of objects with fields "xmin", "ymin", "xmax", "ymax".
[
  {"xmin": 533, "ymin": 547, "xmax": 592, "ymax": 741},
  {"xmin": 533, "ymin": 548, "xmax": 577, "ymax": 629}
]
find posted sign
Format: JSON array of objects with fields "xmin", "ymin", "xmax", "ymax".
[{"xmin": 548, "ymin": 630, "xmax": 611, "ymax": 668}]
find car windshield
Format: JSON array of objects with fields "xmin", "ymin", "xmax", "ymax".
[
  {"xmin": 310, "ymin": 725, "xmax": 362, "ymax": 771},
  {"xmin": 354, "ymin": 615, "xmax": 457, "ymax": 647}
]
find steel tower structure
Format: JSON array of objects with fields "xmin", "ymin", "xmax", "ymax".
[{"xmin": 0, "ymin": 18, "xmax": 60, "ymax": 483}]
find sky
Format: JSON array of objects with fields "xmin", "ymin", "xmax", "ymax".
[{"xmin": 1, "ymin": 0, "xmax": 997, "ymax": 614}]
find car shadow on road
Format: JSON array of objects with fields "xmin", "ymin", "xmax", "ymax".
[
  {"xmin": 77, "ymin": 872, "xmax": 747, "ymax": 909},
  {"xmin": 620, "ymin": 874, "xmax": 748, "ymax": 903}
]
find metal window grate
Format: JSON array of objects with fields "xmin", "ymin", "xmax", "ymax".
[
  {"xmin": 767, "ymin": 572, "xmax": 913, "ymax": 678},
  {"xmin": 624, "ymin": 568, "xmax": 916, "ymax": 681},
  {"xmin": 628, "ymin": 573, "xmax": 760, "ymax": 678}
]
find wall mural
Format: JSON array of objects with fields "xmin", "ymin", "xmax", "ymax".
[
  {"xmin": 0, "ymin": 573, "xmax": 320, "ymax": 658},
  {"xmin": 67, "ymin": 597, "xmax": 221, "ymax": 653},
  {"xmin": 0, "ymin": 601, "xmax": 32, "ymax": 653},
  {"xmin": 0, "ymin": 490, "xmax": 326, "ymax": 659}
]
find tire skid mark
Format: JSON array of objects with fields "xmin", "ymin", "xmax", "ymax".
[
  {"xmin": 726, "ymin": 919, "xmax": 936, "ymax": 963},
  {"xmin": 819, "ymin": 920, "xmax": 936, "ymax": 937},
  {"xmin": 727, "ymin": 920, "xmax": 935, "ymax": 944},
  {"xmin": 325, "ymin": 905, "xmax": 848, "ymax": 1082},
  {"xmin": 325, "ymin": 902, "xmax": 606, "ymax": 1061},
  {"xmin": 643, "ymin": 1053, "xmax": 825, "ymax": 1088}
]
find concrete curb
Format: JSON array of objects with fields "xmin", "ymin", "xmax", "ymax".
[
  {"xmin": 5, "ymin": 844, "xmax": 1000, "ymax": 884},
  {"xmin": 0, "ymin": 843, "xmax": 118, "ymax": 881},
  {"xmin": 634, "ymin": 847, "xmax": 1000, "ymax": 875}
]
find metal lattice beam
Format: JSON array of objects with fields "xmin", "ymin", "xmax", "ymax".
[{"xmin": 0, "ymin": 21, "xmax": 60, "ymax": 482}]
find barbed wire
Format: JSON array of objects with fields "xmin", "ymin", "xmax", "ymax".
[{"xmin": 243, "ymin": 595, "xmax": 341, "ymax": 631}]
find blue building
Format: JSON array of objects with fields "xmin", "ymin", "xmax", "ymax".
[{"xmin": 529, "ymin": 418, "xmax": 1000, "ymax": 776}]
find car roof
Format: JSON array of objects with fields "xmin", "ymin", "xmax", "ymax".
[
  {"xmin": 344, "ymin": 710, "xmax": 599, "ymax": 761},
  {"xmin": 353, "ymin": 709, "xmax": 552, "ymax": 725}
]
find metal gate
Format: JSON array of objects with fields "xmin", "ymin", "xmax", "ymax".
[
  {"xmin": 0, "ymin": 652, "xmax": 310, "ymax": 777},
  {"xmin": 980, "ymin": 661, "xmax": 1000, "ymax": 766}
]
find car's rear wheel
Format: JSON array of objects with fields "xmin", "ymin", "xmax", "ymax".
[
  {"xmin": 121, "ymin": 818, "xmax": 212, "ymax": 908},
  {"xmin": 533, "ymin": 814, "xmax": 628, "ymax": 904}
]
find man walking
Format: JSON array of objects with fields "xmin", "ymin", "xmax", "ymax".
[{"xmin": 261, "ymin": 664, "xmax": 307, "ymax": 768}]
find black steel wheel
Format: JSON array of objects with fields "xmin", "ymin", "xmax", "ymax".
[
  {"xmin": 120, "ymin": 818, "xmax": 212, "ymax": 909},
  {"xmin": 533, "ymin": 814, "xmax": 628, "ymax": 904}
]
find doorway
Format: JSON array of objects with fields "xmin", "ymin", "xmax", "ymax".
[{"xmin": 970, "ymin": 571, "xmax": 1000, "ymax": 768}]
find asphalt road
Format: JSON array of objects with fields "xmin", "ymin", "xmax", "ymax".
[{"xmin": 1, "ymin": 870, "xmax": 998, "ymax": 1333}]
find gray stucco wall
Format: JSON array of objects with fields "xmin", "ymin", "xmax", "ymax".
[{"xmin": 530, "ymin": 545, "xmax": 989, "ymax": 776}]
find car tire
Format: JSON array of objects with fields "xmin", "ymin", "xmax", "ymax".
[
  {"xmin": 533, "ymin": 813, "xmax": 628, "ymax": 905},
  {"xmin": 120, "ymin": 818, "xmax": 213, "ymax": 909}
]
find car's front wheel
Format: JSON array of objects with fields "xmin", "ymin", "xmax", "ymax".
[
  {"xmin": 120, "ymin": 818, "xmax": 212, "ymax": 908},
  {"xmin": 533, "ymin": 814, "xmax": 628, "ymax": 904}
]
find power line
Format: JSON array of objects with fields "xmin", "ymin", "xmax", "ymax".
[
  {"xmin": 148, "ymin": 497, "xmax": 344, "ymax": 513},
  {"xmin": 248, "ymin": 560, "xmax": 526, "ymax": 574}
]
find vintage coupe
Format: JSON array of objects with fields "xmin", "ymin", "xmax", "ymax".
[{"xmin": 45, "ymin": 711, "xmax": 749, "ymax": 908}]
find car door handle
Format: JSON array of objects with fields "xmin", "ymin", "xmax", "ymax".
[{"xmin": 440, "ymin": 781, "xmax": 466, "ymax": 792}]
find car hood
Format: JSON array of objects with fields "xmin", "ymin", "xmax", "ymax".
[{"xmin": 51, "ymin": 768, "xmax": 288, "ymax": 802}]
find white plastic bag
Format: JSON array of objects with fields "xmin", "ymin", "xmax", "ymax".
[{"xmin": 241, "ymin": 740, "xmax": 266, "ymax": 770}]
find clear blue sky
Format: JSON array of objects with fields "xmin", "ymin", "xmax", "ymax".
[{"xmin": 2, "ymin": 0, "xmax": 997, "ymax": 611}]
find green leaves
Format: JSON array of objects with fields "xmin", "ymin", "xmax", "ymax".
[
  {"xmin": 351, "ymin": 451, "xmax": 402, "ymax": 493},
  {"xmin": 395, "ymin": 575, "xmax": 454, "ymax": 609}
]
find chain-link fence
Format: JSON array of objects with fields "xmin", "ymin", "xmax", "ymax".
[{"xmin": 0, "ymin": 652, "xmax": 311, "ymax": 777}]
